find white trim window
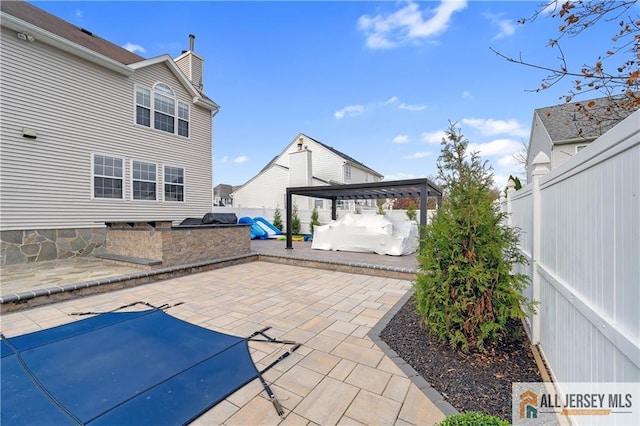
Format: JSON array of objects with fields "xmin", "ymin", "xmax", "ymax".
[
  {"xmin": 132, "ymin": 160, "xmax": 157, "ymax": 201},
  {"xmin": 344, "ymin": 164, "xmax": 352, "ymax": 181},
  {"xmin": 135, "ymin": 83, "xmax": 190, "ymax": 137},
  {"xmin": 314, "ymin": 199, "xmax": 324, "ymax": 210},
  {"xmin": 178, "ymin": 101, "xmax": 190, "ymax": 137},
  {"xmin": 164, "ymin": 165, "xmax": 185, "ymax": 202},
  {"xmin": 92, "ymin": 154, "xmax": 124, "ymax": 199}
]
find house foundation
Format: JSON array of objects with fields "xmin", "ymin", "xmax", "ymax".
[{"xmin": 1, "ymin": 228, "xmax": 106, "ymax": 266}]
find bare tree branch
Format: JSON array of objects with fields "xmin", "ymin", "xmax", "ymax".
[{"xmin": 492, "ymin": 0, "xmax": 640, "ymax": 117}]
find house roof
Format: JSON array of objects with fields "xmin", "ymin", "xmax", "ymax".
[
  {"xmin": 2, "ymin": 1, "xmax": 219, "ymax": 112},
  {"xmin": 257, "ymin": 133, "xmax": 383, "ymax": 179},
  {"xmin": 304, "ymin": 134, "xmax": 383, "ymax": 178},
  {"xmin": 536, "ymin": 96, "xmax": 638, "ymax": 144},
  {"xmin": 214, "ymin": 184, "xmax": 234, "ymax": 198},
  {"xmin": 1, "ymin": 1, "xmax": 144, "ymax": 65}
]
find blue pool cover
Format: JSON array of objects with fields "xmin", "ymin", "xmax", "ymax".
[{"xmin": 1, "ymin": 308, "xmax": 287, "ymax": 425}]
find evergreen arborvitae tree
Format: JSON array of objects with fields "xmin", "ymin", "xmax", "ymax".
[
  {"xmin": 406, "ymin": 202, "xmax": 417, "ymax": 221},
  {"xmin": 291, "ymin": 203, "xmax": 301, "ymax": 235},
  {"xmin": 376, "ymin": 199, "xmax": 385, "ymax": 215},
  {"xmin": 272, "ymin": 204, "xmax": 283, "ymax": 231},
  {"xmin": 415, "ymin": 123, "xmax": 534, "ymax": 352},
  {"xmin": 310, "ymin": 206, "xmax": 320, "ymax": 234}
]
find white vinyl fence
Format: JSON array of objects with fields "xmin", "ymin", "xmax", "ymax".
[{"xmin": 502, "ymin": 110, "xmax": 640, "ymax": 386}]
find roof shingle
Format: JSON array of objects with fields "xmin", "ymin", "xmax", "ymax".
[{"xmin": 1, "ymin": 1, "xmax": 145, "ymax": 65}]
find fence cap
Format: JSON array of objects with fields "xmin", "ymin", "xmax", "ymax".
[
  {"xmin": 531, "ymin": 151, "xmax": 550, "ymax": 166},
  {"xmin": 531, "ymin": 151, "xmax": 551, "ymax": 176}
]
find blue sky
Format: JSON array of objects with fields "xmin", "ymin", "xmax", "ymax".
[{"xmin": 33, "ymin": 1, "xmax": 627, "ymax": 188}]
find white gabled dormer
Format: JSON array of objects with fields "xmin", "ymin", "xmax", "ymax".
[{"xmin": 175, "ymin": 34, "xmax": 204, "ymax": 93}]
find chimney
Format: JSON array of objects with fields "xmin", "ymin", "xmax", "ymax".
[{"xmin": 175, "ymin": 34, "xmax": 204, "ymax": 93}]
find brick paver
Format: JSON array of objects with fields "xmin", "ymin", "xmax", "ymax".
[{"xmin": 0, "ymin": 261, "xmax": 446, "ymax": 425}]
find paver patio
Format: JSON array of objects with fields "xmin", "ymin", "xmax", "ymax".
[{"xmin": 0, "ymin": 261, "xmax": 447, "ymax": 425}]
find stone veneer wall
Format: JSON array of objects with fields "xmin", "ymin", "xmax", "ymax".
[
  {"xmin": 0, "ymin": 228, "xmax": 106, "ymax": 266},
  {"xmin": 105, "ymin": 225, "xmax": 251, "ymax": 267},
  {"xmin": 105, "ymin": 229, "xmax": 164, "ymax": 261},
  {"xmin": 161, "ymin": 227, "xmax": 250, "ymax": 266}
]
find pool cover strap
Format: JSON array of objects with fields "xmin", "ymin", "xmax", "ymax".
[{"xmin": 1, "ymin": 306, "xmax": 299, "ymax": 425}]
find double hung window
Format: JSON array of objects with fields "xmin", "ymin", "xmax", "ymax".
[
  {"xmin": 132, "ymin": 161, "xmax": 157, "ymax": 200},
  {"xmin": 164, "ymin": 166, "xmax": 185, "ymax": 202},
  {"xmin": 93, "ymin": 154, "xmax": 123, "ymax": 199}
]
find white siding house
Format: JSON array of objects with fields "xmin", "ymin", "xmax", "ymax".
[
  {"xmin": 0, "ymin": 2, "xmax": 219, "ymax": 265},
  {"xmin": 526, "ymin": 97, "xmax": 637, "ymax": 183},
  {"xmin": 231, "ymin": 133, "xmax": 384, "ymax": 210}
]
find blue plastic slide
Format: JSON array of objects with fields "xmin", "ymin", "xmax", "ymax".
[
  {"xmin": 238, "ymin": 217, "xmax": 268, "ymax": 240},
  {"xmin": 254, "ymin": 217, "xmax": 282, "ymax": 236}
]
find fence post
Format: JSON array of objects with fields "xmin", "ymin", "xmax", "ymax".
[
  {"xmin": 530, "ymin": 151, "xmax": 550, "ymax": 344},
  {"xmin": 505, "ymin": 178, "xmax": 516, "ymax": 227}
]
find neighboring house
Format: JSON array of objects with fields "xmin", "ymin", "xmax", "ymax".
[
  {"xmin": 213, "ymin": 184, "xmax": 235, "ymax": 206},
  {"xmin": 0, "ymin": 1, "xmax": 219, "ymax": 265},
  {"xmin": 231, "ymin": 133, "xmax": 383, "ymax": 210},
  {"xmin": 526, "ymin": 96, "xmax": 637, "ymax": 183}
]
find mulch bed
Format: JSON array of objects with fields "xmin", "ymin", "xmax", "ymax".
[{"xmin": 380, "ymin": 295, "xmax": 542, "ymax": 421}]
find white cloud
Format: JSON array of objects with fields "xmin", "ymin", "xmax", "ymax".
[
  {"xmin": 404, "ymin": 151, "xmax": 432, "ymax": 160},
  {"xmin": 421, "ymin": 130, "xmax": 447, "ymax": 144},
  {"xmin": 393, "ymin": 135, "xmax": 410, "ymax": 144},
  {"xmin": 485, "ymin": 13, "xmax": 517, "ymax": 39},
  {"xmin": 358, "ymin": 0, "xmax": 468, "ymax": 49},
  {"xmin": 384, "ymin": 172, "xmax": 417, "ymax": 180},
  {"xmin": 462, "ymin": 118, "xmax": 528, "ymax": 137},
  {"xmin": 122, "ymin": 42, "xmax": 146, "ymax": 54},
  {"xmin": 497, "ymin": 153, "xmax": 520, "ymax": 168},
  {"xmin": 75, "ymin": 9, "xmax": 84, "ymax": 20},
  {"xmin": 468, "ymin": 138, "xmax": 522, "ymax": 158},
  {"xmin": 334, "ymin": 96, "xmax": 425, "ymax": 119},
  {"xmin": 493, "ymin": 173, "xmax": 512, "ymax": 191},
  {"xmin": 215, "ymin": 155, "xmax": 229, "ymax": 163},
  {"xmin": 233, "ymin": 156, "xmax": 248, "ymax": 164},
  {"xmin": 462, "ymin": 91, "xmax": 473, "ymax": 99},
  {"xmin": 334, "ymin": 105, "xmax": 365, "ymax": 119},
  {"xmin": 399, "ymin": 103, "xmax": 427, "ymax": 111}
]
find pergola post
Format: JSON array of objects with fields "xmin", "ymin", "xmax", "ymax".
[
  {"xmin": 419, "ymin": 181, "xmax": 428, "ymax": 250},
  {"xmin": 286, "ymin": 189, "xmax": 293, "ymax": 249},
  {"xmin": 331, "ymin": 197, "xmax": 337, "ymax": 220}
]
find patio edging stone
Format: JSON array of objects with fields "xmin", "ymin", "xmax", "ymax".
[{"xmin": 367, "ymin": 288, "xmax": 459, "ymax": 417}]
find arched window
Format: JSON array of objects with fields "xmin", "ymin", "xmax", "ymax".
[{"xmin": 135, "ymin": 83, "xmax": 190, "ymax": 137}]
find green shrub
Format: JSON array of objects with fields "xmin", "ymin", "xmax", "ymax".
[
  {"xmin": 376, "ymin": 199, "xmax": 385, "ymax": 215},
  {"xmin": 406, "ymin": 202, "xmax": 417, "ymax": 221},
  {"xmin": 272, "ymin": 204, "xmax": 283, "ymax": 231},
  {"xmin": 291, "ymin": 203, "xmax": 301, "ymax": 235},
  {"xmin": 436, "ymin": 411, "xmax": 510, "ymax": 426},
  {"xmin": 310, "ymin": 206, "xmax": 320, "ymax": 234},
  {"xmin": 415, "ymin": 123, "xmax": 534, "ymax": 352}
]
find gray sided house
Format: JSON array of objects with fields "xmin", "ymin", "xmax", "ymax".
[
  {"xmin": 231, "ymin": 133, "xmax": 384, "ymax": 210},
  {"xmin": 0, "ymin": 1, "xmax": 219, "ymax": 265},
  {"xmin": 526, "ymin": 96, "xmax": 637, "ymax": 183},
  {"xmin": 213, "ymin": 184, "xmax": 235, "ymax": 206}
]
